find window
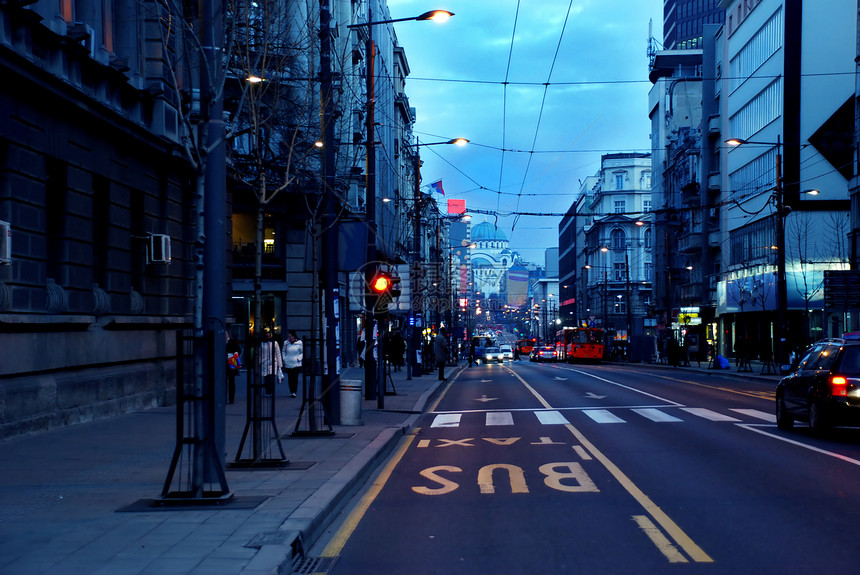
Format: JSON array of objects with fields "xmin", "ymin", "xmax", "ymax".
[
  {"xmin": 614, "ymin": 262, "xmax": 626, "ymax": 281},
  {"xmin": 644, "ymin": 199, "xmax": 652, "ymax": 213},
  {"xmin": 615, "ymin": 173, "xmax": 625, "ymax": 190},
  {"xmin": 611, "ymin": 228, "xmax": 626, "ymax": 250},
  {"xmin": 644, "ymin": 228, "xmax": 652, "ymax": 250},
  {"xmin": 614, "ymin": 201, "xmax": 626, "ymax": 214}
]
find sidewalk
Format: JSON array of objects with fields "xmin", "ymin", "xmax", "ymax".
[
  {"xmin": 608, "ymin": 357, "xmax": 783, "ymax": 384},
  {"xmin": 0, "ymin": 362, "xmax": 457, "ymax": 575}
]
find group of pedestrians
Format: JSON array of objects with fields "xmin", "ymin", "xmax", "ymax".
[{"xmin": 225, "ymin": 329, "xmax": 304, "ymax": 403}]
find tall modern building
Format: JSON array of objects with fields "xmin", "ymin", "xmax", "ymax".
[{"xmin": 663, "ymin": 0, "xmax": 725, "ymax": 50}]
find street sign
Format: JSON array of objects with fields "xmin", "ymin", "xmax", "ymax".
[{"xmin": 824, "ymin": 270, "xmax": 860, "ymax": 309}]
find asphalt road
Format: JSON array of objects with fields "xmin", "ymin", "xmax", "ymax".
[{"xmin": 312, "ymin": 360, "xmax": 860, "ymax": 574}]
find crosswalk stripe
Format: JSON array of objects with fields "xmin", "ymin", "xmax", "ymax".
[
  {"xmin": 486, "ymin": 412, "xmax": 514, "ymax": 426},
  {"xmin": 431, "ymin": 413, "xmax": 462, "ymax": 428},
  {"xmin": 680, "ymin": 407, "xmax": 741, "ymax": 422},
  {"xmin": 583, "ymin": 409, "xmax": 626, "ymax": 424},
  {"xmin": 534, "ymin": 410, "xmax": 569, "ymax": 425},
  {"xmin": 633, "ymin": 408, "xmax": 683, "ymax": 423},
  {"xmin": 730, "ymin": 408, "xmax": 776, "ymax": 422},
  {"xmin": 431, "ymin": 407, "xmax": 760, "ymax": 428}
]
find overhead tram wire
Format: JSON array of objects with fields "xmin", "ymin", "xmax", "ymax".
[
  {"xmin": 497, "ymin": 0, "xmax": 521, "ymax": 219},
  {"xmin": 512, "ymin": 0, "xmax": 575, "ymax": 231}
]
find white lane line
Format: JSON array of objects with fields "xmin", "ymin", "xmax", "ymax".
[
  {"xmin": 431, "ymin": 413, "xmax": 462, "ymax": 428},
  {"xmin": 486, "ymin": 412, "xmax": 514, "ymax": 426},
  {"xmin": 680, "ymin": 407, "xmax": 741, "ymax": 422},
  {"xmin": 730, "ymin": 408, "xmax": 776, "ymax": 423},
  {"xmin": 535, "ymin": 410, "xmax": 570, "ymax": 425},
  {"xmin": 583, "ymin": 409, "xmax": 627, "ymax": 424},
  {"xmin": 738, "ymin": 424, "xmax": 860, "ymax": 466},
  {"xmin": 633, "ymin": 408, "xmax": 684, "ymax": 423}
]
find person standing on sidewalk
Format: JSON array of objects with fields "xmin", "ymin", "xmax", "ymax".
[
  {"xmin": 282, "ymin": 330, "xmax": 303, "ymax": 398},
  {"xmin": 435, "ymin": 328, "xmax": 450, "ymax": 381},
  {"xmin": 226, "ymin": 332, "xmax": 242, "ymax": 404}
]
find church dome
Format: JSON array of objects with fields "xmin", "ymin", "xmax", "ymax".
[{"xmin": 472, "ymin": 222, "xmax": 507, "ymax": 242}]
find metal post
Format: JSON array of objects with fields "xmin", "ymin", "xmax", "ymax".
[
  {"xmin": 364, "ymin": 8, "xmax": 377, "ymax": 400},
  {"xmin": 200, "ymin": 0, "xmax": 228, "ymax": 494},
  {"xmin": 320, "ymin": 0, "xmax": 340, "ymax": 421},
  {"xmin": 775, "ymin": 136, "xmax": 787, "ymax": 367},
  {"xmin": 411, "ymin": 144, "xmax": 423, "ymax": 377}
]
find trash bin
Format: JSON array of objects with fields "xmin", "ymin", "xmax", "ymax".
[{"xmin": 340, "ymin": 379, "xmax": 363, "ymax": 425}]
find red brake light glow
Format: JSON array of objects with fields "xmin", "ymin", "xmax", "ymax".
[{"xmin": 831, "ymin": 375, "xmax": 848, "ymax": 397}]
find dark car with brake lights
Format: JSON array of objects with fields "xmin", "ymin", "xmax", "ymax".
[
  {"xmin": 776, "ymin": 338, "xmax": 860, "ymax": 434},
  {"xmin": 531, "ymin": 345, "xmax": 558, "ymax": 363}
]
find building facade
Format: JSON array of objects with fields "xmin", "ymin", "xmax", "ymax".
[
  {"xmin": 717, "ymin": 0, "xmax": 854, "ymax": 361},
  {"xmin": 0, "ymin": 2, "xmax": 197, "ymax": 437},
  {"xmin": 576, "ymin": 154, "xmax": 653, "ymax": 358}
]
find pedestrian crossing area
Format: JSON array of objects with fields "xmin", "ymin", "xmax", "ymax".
[{"xmin": 429, "ymin": 407, "xmax": 775, "ymax": 428}]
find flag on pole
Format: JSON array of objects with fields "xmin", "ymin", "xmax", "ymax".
[{"xmin": 428, "ymin": 180, "xmax": 445, "ymax": 195}]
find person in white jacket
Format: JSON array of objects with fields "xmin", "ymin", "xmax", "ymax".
[
  {"xmin": 259, "ymin": 329, "xmax": 282, "ymax": 396},
  {"xmin": 282, "ymin": 330, "xmax": 303, "ymax": 398}
]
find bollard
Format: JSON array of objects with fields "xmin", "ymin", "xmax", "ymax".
[{"xmin": 340, "ymin": 379, "xmax": 363, "ymax": 425}]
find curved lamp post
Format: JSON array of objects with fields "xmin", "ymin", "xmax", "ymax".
[{"xmin": 346, "ymin": 9, "xmax": 453, "ymax": 404}]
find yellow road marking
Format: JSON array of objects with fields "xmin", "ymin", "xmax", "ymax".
[
  {"xmin": 509, "ymin": 367, "xmax": 714, "ymax": 564},
  {"xmin": 632, "ymin": 515, "xmax": 688, "ymax": 563},
  {"xmin": 320, "ymin": 431, "xmax": 417, "ymax": 558}
]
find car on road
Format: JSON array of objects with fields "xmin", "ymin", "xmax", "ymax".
[
  {"xmin": 500, "ymin": 345, "xmax": 513, "ymax": 360},
  {"xmin": 531, "ymin": 345, "xmax": 558, "ymax": 363},
  {"xmin": 482, "ymin": 346, "xmax": 505, "ymax": 363},
  {"xmin": 776, "ymin": 338, "xmax": 860, "ymax": 434}
]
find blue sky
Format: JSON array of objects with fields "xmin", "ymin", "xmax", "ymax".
[{"xmin": 388, "ymin": 0, "xmax": 663, "ymax": 265}]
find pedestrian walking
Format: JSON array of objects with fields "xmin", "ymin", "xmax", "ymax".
[
  {"xmin": 389, "ymin": 330, "xmax": 406, "ymax": 372},
  {"xmin": 259, "ymin": 328, "xmax": 282, "ymax": 396},
  {"xmin": 434, "ymin": 328, "xmax": 450, "ymax": 381},
  {"xmin": 282, "ymin": 330, "xmax": 303, "ymax": 398},
  {"xmin": 226, "ymin": 332, "xmax": 242, "ymax": 404},
  {"xmin": 468, "ymin": 338, "xmax": 475, "ymax": 367}
]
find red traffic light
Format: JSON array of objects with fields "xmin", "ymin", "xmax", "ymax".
[{"xmin": 371, "ymin": 274, "xmax": 392, "ymax": 293}]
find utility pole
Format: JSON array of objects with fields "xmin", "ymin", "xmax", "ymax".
[{"xmin": 320, "ymin": 0, "xmax": 340, "ymax": 422}]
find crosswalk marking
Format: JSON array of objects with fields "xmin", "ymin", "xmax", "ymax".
[
  {"xmin": 535, "ymin": 411, "xmax": 569, "ymax": 425},
  {"xmin": 486, "ymin": 412, "xmax": 514, "ymax": 426},
  {"xmin": 431, "ymin": 413, "xmax": 462, "ymax": 428},
  {"xmin": 730, "ymin": 408, "xmax": 776, "ymax": 423},
  {"xmin": 583, "ymin": 409, "xmax": 626, "ymax": 424},
  {"xmin": 431, "ymin": 406, "xmax": 767, "ymax": 428},
  {"xmin": 680, "ymin": 407, "xmax": 741, "ymax": 422},
  {"xmin": 633, "ymin": 408, "xmax": 683, "ymax": 423}
]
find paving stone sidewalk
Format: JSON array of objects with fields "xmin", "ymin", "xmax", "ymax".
[{"xmin": 0, "ymin": 363, "xmax": 452, "ymax": 575}]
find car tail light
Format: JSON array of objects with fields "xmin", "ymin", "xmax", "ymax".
[{"xmin": 830, "ymin": 375, "xmax": 848, "ymax": 397}]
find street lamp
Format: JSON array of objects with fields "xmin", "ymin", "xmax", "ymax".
[
  {"xmin": 405, "ymin": 137, "xmax": 468, "ymax": 380},
  {"xmin": 726, "ymin": 136, "xmax": 787, "ymax": 367},
  {"xmin": 347, "ymin": 9, "xmax": 453, "ymax": 404}
]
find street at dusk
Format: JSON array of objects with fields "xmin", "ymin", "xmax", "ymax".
[
  {"xmin": 318, "ymin": 360, "xmax": 860, "ymax": 574},
  {"xmin": 3, "ymin": 0, "xmax": 860, "ymax": 573}
]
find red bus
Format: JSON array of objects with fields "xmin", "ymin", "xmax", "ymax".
[
  {"xmin": 516, "ymin": 338, "xmax": 538, "ymax": 356},
  {"xmin": 556, "ymin": 327, "xmax": 604, "ymax": 363}
]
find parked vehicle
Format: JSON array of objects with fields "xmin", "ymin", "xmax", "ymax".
[
  {"xmin": 482, "ymin": 346, "xmax": 505, "ymax": 363},
  {"xmin": 776, "ymin": 338, "xmax": 860, "ymax": 434},
  {"xmin": 531, "ymin": 346, "xmax": 558, "ymax": 363},
  {"xmin": 500, "ymin": 345, "xmax": 513, "ymax": 360}
]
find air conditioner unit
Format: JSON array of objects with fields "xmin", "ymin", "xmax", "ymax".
[
  {"xmin": 68, "ymin": 22, "xmax": 95, "ymax": 58},
  {"xmin": 148, "ymin": 234, "xmax": 172, "ymax": 264},
  {"xmin": 0, "ymin": 221, "xmax": 10, "ymax": 265}
]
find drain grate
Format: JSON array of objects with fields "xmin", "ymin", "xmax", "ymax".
[{"xmin": 293, "ymin": 555, "xmax": 338, "ymax": 574}]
